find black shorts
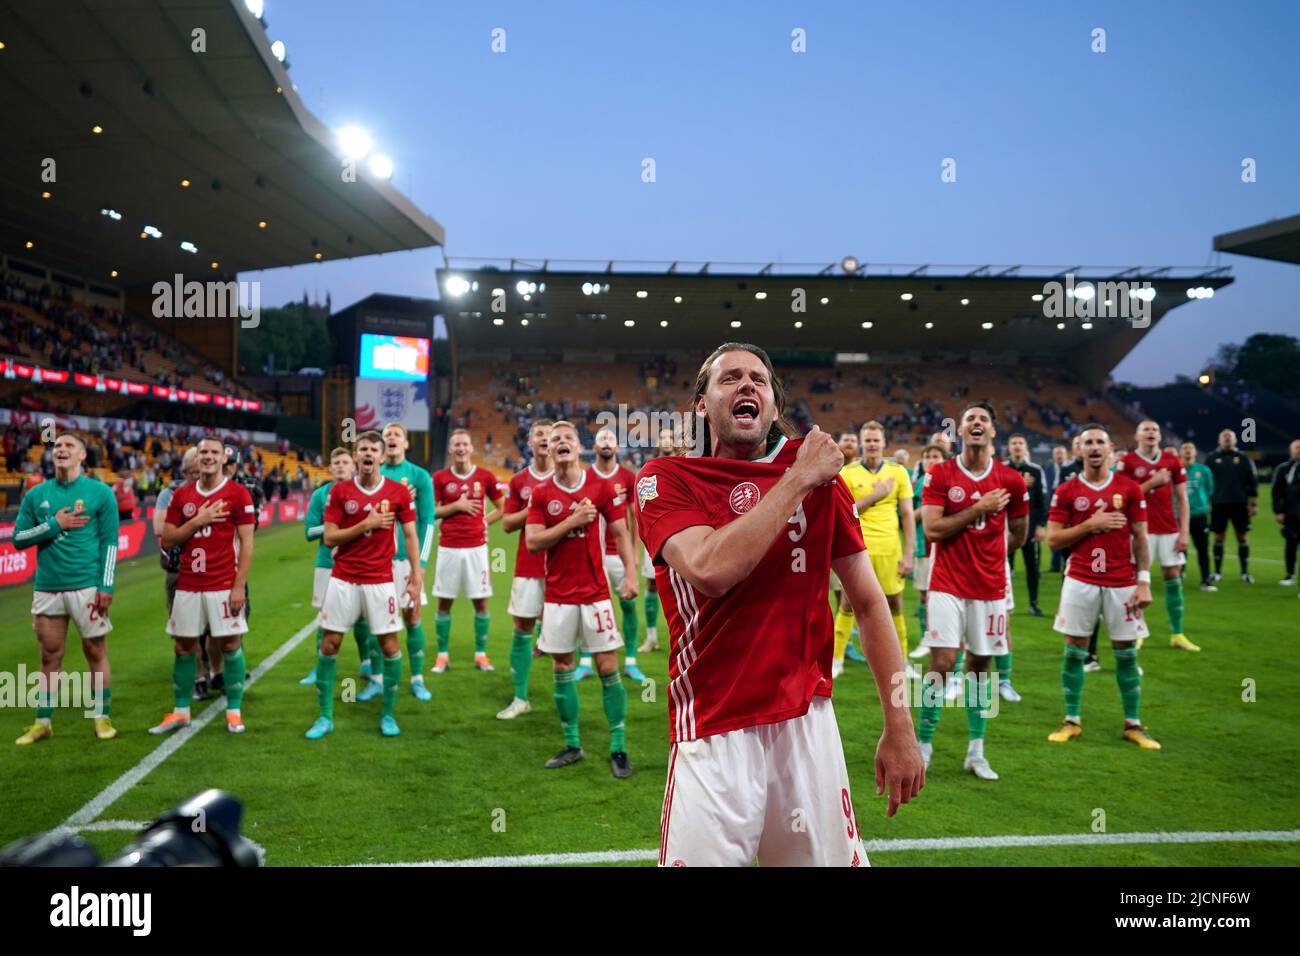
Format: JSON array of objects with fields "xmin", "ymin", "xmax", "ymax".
[{"xmin": 1210, "ymin": 502, "xmax": 1251, "ymax": 536}]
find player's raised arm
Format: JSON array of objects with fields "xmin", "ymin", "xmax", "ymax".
[
  {"xmin": 525, "ymin": 505, "xmax": 590, "ymax": 552},
  {"xmin": 161, "ymin": 497, "xmax": 227, "ymax": 549},
  {"xmin": 323, "ymin": 507, "xmax": 391, "ymax": 548},
  {"xmin": 660, "ymin": 427, "xmax": 843, "ymax": 598},
  {"xmin": 305, "ymin": 485, "xmax": 327, "ymax": 542},
  {"xmin": 833, "ymin": 546, "xmax": 924, "ymax": 816},
  {"xmin": 13, "ymin": 487, "xmax": 64, "ymax": 548}
]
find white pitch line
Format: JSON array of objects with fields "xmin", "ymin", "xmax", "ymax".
[
  {"xmin": 361, "ymin": 829, "xmax": 1300, "ymax": 867},
  {"xmin": 61, "ymin": 618, "xmax": 319, "ymax": 829}
]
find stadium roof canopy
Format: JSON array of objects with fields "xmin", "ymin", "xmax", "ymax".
[
  {"xmin": 437, "ymin": 259, "xmax": 1232, "ymax": 386},
  {"xmin": 1213, "ymin": 214, "xmax": 1300, "ymax": 265},
  {"xmin": 0, "ymin": 0, "xmax": 444, "ymax": 287}
]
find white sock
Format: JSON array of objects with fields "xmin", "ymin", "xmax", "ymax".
[
  {"xmin": 35, "ymin": 717, "xmax": 52, "ymax": 727},
  {"xmin": 967, "ymin": 738, "xmax": 984, "ymax": 758},
  {"xmin": 411, "ymin": 675, "xmax": 424, "ymax": 684},
  {"xmin": 646, "ymin": 627, "xmax": 657, "ymax": 641},
  {"xmin": 625, "ymin": 656, "xmax": 637, "ymax": 666},
  {"xmin": 919, "ymin": 742, "xmax": 933, "ymax": 758},
  {"xmin": 177, "ymin": 707, "xmax": 191, "ymax": 718}
]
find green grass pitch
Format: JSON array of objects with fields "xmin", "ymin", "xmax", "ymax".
[{"xmin": 1, "ymin": 518, "xmax": 1296, "ymax": 866}]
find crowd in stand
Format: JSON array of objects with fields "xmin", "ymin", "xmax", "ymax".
[{"xmin": 1, "ymin": 274, "xmax": 242, "ymax": 395}]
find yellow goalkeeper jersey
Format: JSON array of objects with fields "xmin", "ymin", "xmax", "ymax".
[{"xmin": 840, "ymin": 458, "xmax": 910, "ymax": 551}]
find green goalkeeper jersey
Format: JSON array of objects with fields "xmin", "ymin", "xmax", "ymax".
[
  {"xmin": 380, "ymin": 459, "xmax": 436, "ymax": 565},
  {"xmin": 305, "ymin": 481, "xmax": 334, "ymax": 569},
  {"xmin": 14, "ymin": 472, "xmax": 120, "ymax": 593}
]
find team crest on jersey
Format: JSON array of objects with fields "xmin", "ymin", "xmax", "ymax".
[
  {"xmin": 730, "ymin": 481, "xmax": 761, "ymax": 514},
  {"xmin": 474, "ymin": 481, "xmax": 482, "ymax": 496},
  {"xmin": 1112, "ymin": 493, "xmax": 1124, "ymax": 510},
  {"xmin": 547, "ymin": 499, "xmax": 563, "ymax": 516},
  {"xmin": 183, "ymin": 502, "xmax": 197, "ymax": 517},
  {"xmin": 1074, "ymin": 496, "xmax": 1090, "ymax": 511},
  {"xmin": 521, "ymin": 486, "xmax": 532, "ymax": 501},
  {"xmin": 447, "ymin": 482, "xmax": 458, "ymax": 495},
  {"xmin": 1134, "ymin": 466, "xmax": 1147, "ymax": 478},
  {"xmin": 344, "ymin": 499, "xmax": 360, "ymax": 515},
  {"xmin": 637, "ymin": 475, "xmax": 658, "ymax": 507},
  {"xmin": 948, "ymin": 486, "xmax": 966, "ymax": 503}
]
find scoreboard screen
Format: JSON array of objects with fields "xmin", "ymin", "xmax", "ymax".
[{"xmin": 358, "ymin": 333, "xmax": 429, "ymax": 381}]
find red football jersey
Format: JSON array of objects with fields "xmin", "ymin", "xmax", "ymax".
[
  {"xmin": 506, "ymin": 465, "xmax": 553, "ymax": 579},
  {"xmin": 166, "ymin": 477, "xmax": 255, "ymax": 591},
  {"xmin": 635, "ymin": 436, "xmax": 866, "ymax": 743},
  {"xmin": 592, "ymin": 461, "xmax": 636, "ymax": 555},
  {"xmin": 325, "ymin": 476, "xmax": 415, "ymax": 584},
  {"xmin": 1116, "ymin": 449, "xmax": 1184, "ymax": 535},
  {"xmin": 1049, "ymin": 472, "xmax": 1147, "ymax": 587},
  {"xmin": 527, "ymin": 469, "xmax": 626, "ymax": 604},
  {"xmin": 433, "ymin": 465, "xmax": 503, "ymax": 548},
  {"xmin": 922, "ymin": 457, "xmax": 1029, "ymax": 600}
]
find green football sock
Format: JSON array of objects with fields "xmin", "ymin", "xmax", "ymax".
[
  {"xmin": 600, "ymin": 668, "xmax": 628, "ymax": 753},
  {"xmin": 954, "ymin": 649, "xmax": 965, "ymax": 672},
  {"xmin": 917, "ymin": 600, "xmax": 927, "ymax": 635},
  {"xmin": 918, "ymin": 673, "xmax": 942, "ymax": 743},
  {"xmin": 316, "ymin": 652, "xmax": 337, "ymax": 721},
  {"xmin": 94, "ymin": 686, "xmax": 111, "ymax": 718},
  {"xmin": 553, "ymin": 666, "xmax": 581, "ymax": 748},
  {"xmin": 173, "ymin": 652, "xmax": 197, "ymax": 709},
  {"xmin": 644, "ymin": 591, "xmax": 659, "ymax": 630},
  {"xmin": 1164, "ymin": 576, "xmax": 1184, "ymax": 633},
  {"xmin": 620, "ymin": 597, "xmax": 639, "ymax": 658},
  {"xmin": 533, "ymin": 620, "xmax": 542, "ymax": 641},
  {"xmin": 964, "ymin": 672, "xmax": 988, "ymax": 741},
  {"xmin": 436, "ymin": 612, "xmax": 452, "ymax": 654},
  {"xmin": 314, "ymin": 626, "xmax": 323, "ymax": 654},
  {"xmin": 223, "ymin": 647, "xmax": 246, "ymax": 710},
  {"xmin": 473, "ymin": 612, "xmax": 490, "ymax": 655},
  {"xmin": 382, "ymin": 652, "xmax": 402, "ymax": 719},
  {"xmin": 1114, "ymin": 645, "xmax": 1142, "ymax": 724},
  {"xmin": 352, "ymin": 623, "xmax": 369, "ymax": 664},
  {"xmin": 510, "ymin": 629, "xmax": 534, "ymax": 701},
  {"xmin": 1062, "ymin": 644, "xmax": 1087, "ymax": 719},
  {"xmin": 35, "ymin": 689, "xmax": 54, "ymax": 721},
  {"xmin": 994, "ymin": 653, "xmax": 1012, "ymax": 685},
  {"xmin": 406, "ymin": 623, "xmax": 427, "ymax": 681}
]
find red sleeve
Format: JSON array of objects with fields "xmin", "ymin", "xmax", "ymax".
[
  {"xmin": 165, "ymin": 489, "xmax": 185, "ymax": 527},
  {"xmin": 921, "ymin": 464, "xmax": 948, "ymax": 508},
  {"xmin": 233, "ymin": 484, "xmax": 255, "ymax": 526},
  {"xmin": 1114, "ymin": 456, "xmax": 1127, "ymax": 473},
  {"xmin": 527, "ymin": 486, "xmax": 547, "ymax": 525},
  {"xmin": 830, "ymin": 476, "xmax": 866, "ymax": 559},
  {"xmin": 600, "ymin": 482, "xmax": 627, "ymax": 524},
  {"xmin": 485, "ymin": 469, "xmax": 504, "ymax": 502},
  {"xmin": 1047, "ymin": 484, "xmax": 1069, "ymax": 524},
  {"xmin": 1128, "ymin": 483, "xmax": 1148, "ymax": 526},
  {"xmin": 505, "ymin": 476, "xmax": 524, "ymax": 515},
  {"xmin": 1005, "ymin": 468, "xmax": 1030, "ymax": 520},
  {"xmin": 635, "ymin": 462, "xmax": 711, "ymax": 562},
  {"xmin": 397, "ymin": 485, "xmax": 415, "ymax": 524},
  {"xmin": 1172, "ymin": 458, "xmax": 1187, "ymax": 485},
  {"xmin": 324, "ymin": 484, "xmax": 343, "ymax": 525}
]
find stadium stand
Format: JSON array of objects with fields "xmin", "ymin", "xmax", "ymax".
[{"xmin": 450, "ymin": 357, "xmax": 1139, "ymax": 472}]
